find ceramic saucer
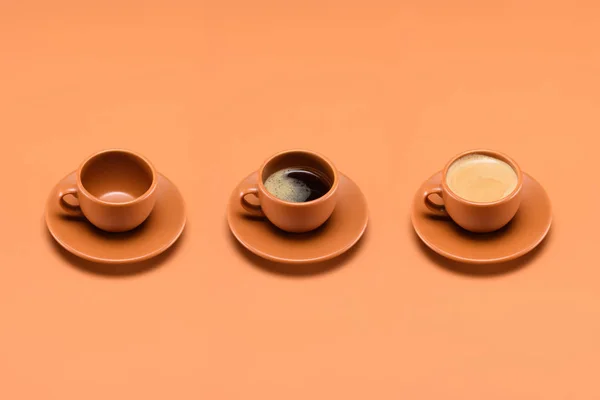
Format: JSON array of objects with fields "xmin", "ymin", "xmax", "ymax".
[
  {"xmin": 228, "ymin": 172, "xmax": 368, "ymax": 264},
  {"xmin": 46, "ymin": 171, "xmax": 186, "ymax": 264},
  {"xmin": 412, "ymin": 171, "xmax": 551, "ymax": 264}
]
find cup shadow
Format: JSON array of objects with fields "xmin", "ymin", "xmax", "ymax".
[
  {"xmin": 424, "ymin": 213, "xmax": 517, "ymax": 242},
  {"xmin": 228, "ymin": 222, "xmax": 368, "ymax": 278},
  {"xmin": 412, "ymin": 221, "xmax": 552, "ymax": 277},
  {"xmin": 45, "ymin": 221, "xmax": 186, "ymax": 278}
]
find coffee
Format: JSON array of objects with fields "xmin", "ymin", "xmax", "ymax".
[
  {"xmin": 264, "ymin": 167, "xmax": 331, "ymax": 203},
  {"xmin": 446, "ymin": 154, "xmax": 518, "ymax": 203}
]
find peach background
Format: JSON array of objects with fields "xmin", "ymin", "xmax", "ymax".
[{"xmin": 1, "ymin": 1, "xmax": 599, "ymax": 398}]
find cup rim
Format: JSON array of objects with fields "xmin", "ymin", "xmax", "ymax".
[
  {"xmin": 257, "ymin": 149, "xmax": 339, "ymax": 207},
  {"xmin": 76, "ymin": 148, "xmax": 158, "ymax": 207},
  {"xmin": 441, "ymin": 148, "xmax": 524, "ymax": 207}
]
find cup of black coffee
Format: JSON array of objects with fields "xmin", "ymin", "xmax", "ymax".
[{"xmin": 239, "ymin": 149, "xmax": 339, "ymax": 233}]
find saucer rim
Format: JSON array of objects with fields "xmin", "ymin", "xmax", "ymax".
[
  {"xmin": 46, "ymin": 171, "xmax": 186, "ymax": 264},
  {"xmin": 227, "ymin": 171, "xmax": 368, "ymax": 264},
  {"xmin": 411, "ymin": 171, "xmax": 552, "ymax": 265}
]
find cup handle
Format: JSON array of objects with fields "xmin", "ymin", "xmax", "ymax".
[
  {"xmin": 58, "ymin": 185, "xmax": 84, "ymax": 217},
  {"xmin": 240, "ymin": 186, "xmax": 265, "ymax": 217},
  {"xmin": 423, "ymin": 186, "xmax": 447, "ymax": 215}
]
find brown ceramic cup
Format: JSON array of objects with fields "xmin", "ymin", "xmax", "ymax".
[
  {"xmin": 239, "ymin": 149, "xmax": 339, "ymax": 233},
  {"xmin": 56, "ymin": 149, "xmax": 158, "ymax": 232},
  {"xmin": 422, "ymin": 149, "xmax": 524, "ymax": 233}
]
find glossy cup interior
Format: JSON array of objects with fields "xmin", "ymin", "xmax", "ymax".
[{"xmin": 79, "ymin": 150, "xmax": 156, "ymax": 203}]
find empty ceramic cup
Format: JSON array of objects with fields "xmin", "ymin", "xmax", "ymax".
[
  {"xmin": 57, "ymin": 149, "xmax": 158, "ymax": 232},
  {"xmin": 239, "ymin": 149, "xmax": 339, "ymax": 233}
]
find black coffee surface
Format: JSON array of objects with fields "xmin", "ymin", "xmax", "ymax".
[{"xmin": 264, "ymin": 167, "xmax": 331, "ymax": 203}]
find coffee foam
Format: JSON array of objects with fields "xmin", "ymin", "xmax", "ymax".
[
  {"xmin": 446, "ymin": 153, "xmax": 518, "ymax": 203},
  {"xmin": 264, "ymin": 168, "xmax": 311, "ymax": 202}
]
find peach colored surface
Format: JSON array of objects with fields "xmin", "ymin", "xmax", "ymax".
[{"xmin": 0, "ymin": 1, "xmax": 598, "ymax": 399}]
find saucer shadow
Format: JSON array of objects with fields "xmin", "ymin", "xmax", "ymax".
[
  {"xmin": 242, "ymin": 213, "xmax": 338, "ymax": 242},
  {"xmin": 412, "ymin": 219, "xmax": 552, "ymax": 277},
  {"xmin": 228, "ymin": 222, "xmax": 368, "ymax": 278},
  {"xmin": 45, "ymin": 221, "xmax": 186, "ymax": 278}
]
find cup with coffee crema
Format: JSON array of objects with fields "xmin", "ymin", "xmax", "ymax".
[
  {"xmin": 239, "ymin": 149, "xmax": 339, "ymax": 233},
  {"xmin": 423, "ymin": 149, "xmax": 523, "ymax": 233},
  {"xmin": 57, "ymin": 149, "xmax": 158, "ymax": 232}
]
